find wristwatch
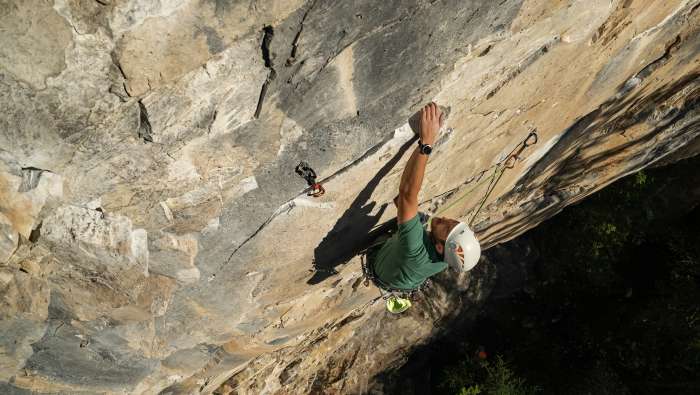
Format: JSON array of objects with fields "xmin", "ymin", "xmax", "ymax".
[{"xmin": 417, "ymin": 140, "xmax": 433, "ymax": 155}]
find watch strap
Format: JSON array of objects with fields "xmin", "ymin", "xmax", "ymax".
[{"xmin": 417, "ymin": 140, "xmax": 432, "ymax": 155}]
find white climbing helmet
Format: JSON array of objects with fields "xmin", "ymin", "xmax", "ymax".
[{"xmin": 444, "ymin": 222, "xmax": 481, "ymax": 272}]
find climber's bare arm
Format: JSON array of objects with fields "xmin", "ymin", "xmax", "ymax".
[
  {"xmin": 397, "ymin": 148, "xmax": 427, "ymax": 223},
  {"xmin": 397, "ymin": 103, "xmax": 441, "ymax": 224}
]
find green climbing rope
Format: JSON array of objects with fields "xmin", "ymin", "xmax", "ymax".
[
  {"xmin": 428, "ymin": 130, "xmax": 538, "ymax": 226},
  {"xmin": 431, "ymin": 165, "xmax": 503, "ymax": 221}
]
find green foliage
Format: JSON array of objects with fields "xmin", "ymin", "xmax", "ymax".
[
  {"xmin": 634, "ymin": 170, "xmax": 649, "ymax": 187},
  {"xmin": 440, "ymin": 351, "xmax": 538, "ymax": 395},
  {"xmin": 438, "ymin": 344, "xmax": 485, "ymax": 393},
  {"xmin": 527, "ymin": 161, "xmax": 699, "ymax": 392},
  {"xmin": 458, "ymin": 385, "xmax": 482, "ymax": 395},
  {"xmin": 482, "ymin": 357, "xmax": 539, "ymax": 395},
  {"xmin": 431, "ymin": 157, "xmax": 700, "ymax": 394}
]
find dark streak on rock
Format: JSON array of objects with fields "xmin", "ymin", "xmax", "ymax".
[
  {"xmin": 351, "ymin": 276, "xmax": 363, "ymax": 291},
  {"xmin": 110, "ymin": 52, "xmax": 127, "ymax": 81},
  {"xmin": 689, "ymin": 1, "xmax": 700, "ymax": 16},
  {"xmin": 109, "ymin": 51, "xmax": 130, "ymax": 100},
  {"xmin": 208, "ymin": 110, "xmax": 218, "ymax": 134},
  {"xmin": 315, "ymin": 134, "xmax": 412, "ymax": 187},
  {"xmin": 217, "ymin": 135, "xmax": 411, "ymax": 272},
  {"xmin": 636, "ymin": 35, "xmax": 682, "ymax": 80},
  {"xmin": 137, "ymin": 100, "xmax": 153, "ymax": 142},
  {"xmin": 286, "ymin": 0, "xmax": 319, "ymax": 66},
  {"xmin": 195, "ymin": 25, "xmax": 225, "ymax": 54},
  {"xmin": 52, "ymin": 321, "xmax": 65, "ymax": 337},
  {"xmin": 317, "ymin": 30, "xmax": 348, "ymax": 75},
  {"xmin": 486, "ymin": 37, "xmax": 559, "ymax": 99},
  {"xmin": 261, "ymin": 25, "xmax": 275, "ymax": 69},
  {"xmin": 29, "ymin": 222, "xmax": 42, "ymax": 243},
  {"xmin": 334, "ymin": 311, "xmax": 364, "ymax": 330},
  {"xmin": 616, "ymin": 35, "xmax": 683, "ymax": 99},
  {"xmin": 220, "ymin": 200, "xmax": 293, "ymax": 269},
  {"xmin": 254, "ymin": 82, "xmax": 269, "ymax": 119},
  {"xmin": 280, "ymin": 359, "xmax": 302, "ymax": 385},
  {"xmin": 18, "ymin": 167, "xmax": 47, "ymax": 192},
  {"xmin": 255, "ymin": 26, "xmax": 277, "ymax": 119},
  {"xmin": 108, "ymin": 85, "xmax": 128, "ymax": 102}
]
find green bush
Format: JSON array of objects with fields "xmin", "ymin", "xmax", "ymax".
[
  {"xmin": 431, "ymin": 157, "xmax": 700, "ymax": 394},
  {"xmin": 440, "ymin": 353, "xmax": 538, "ymax": 395},
  {"xmin": 482, "ymin": 357, "xmax": 539, "ymax": 395}
]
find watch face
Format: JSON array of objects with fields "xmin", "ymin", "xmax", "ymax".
[{"xmin": 422, "ymin": 144, "xmax": 432, "ymax": 155}]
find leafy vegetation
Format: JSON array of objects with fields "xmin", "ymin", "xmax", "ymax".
[
  {"xmin": 439, "ymin": 347, "xmax": 538, "ymax": 395},
  {"xmin": 423, "ymin": 156, "xmax": 700, "ymax": 394}
]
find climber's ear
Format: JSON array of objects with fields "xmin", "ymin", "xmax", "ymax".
[{"xmin": 435, "ymin": 240, "xmax": 445, "ymax": 255}]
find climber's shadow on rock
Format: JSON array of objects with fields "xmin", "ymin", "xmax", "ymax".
[{"xmin": 307, "ymin": 137, "xmax": 416, "ymax": 285}]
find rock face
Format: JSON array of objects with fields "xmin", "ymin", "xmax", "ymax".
[{"xmin": 0, "ymin": 0, "xmax": 698, "ymax": 393}]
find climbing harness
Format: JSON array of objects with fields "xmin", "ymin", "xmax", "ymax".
[
  {"xmin": 359, "ymin": 216, "xmax": 434, "ymax": 314},
  {"xmin": 361, "ymin": 253, "xmax": 428, "ymax": 313},
  {"xmin": 295, "ymin": 161, "xmax": 325, "ymax": 197},
  {"xmin": 429, "ymin": 130, "xmax": 538, "ymax": 226}
]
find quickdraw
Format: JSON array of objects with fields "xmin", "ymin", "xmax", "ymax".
[
  {"xmin": 428, "ymin": 129, "xmax": 538, "ymax": 226},
  {"xmin": 467, "ymin": 129, "xmax": 537, "ymax": 226},
  {"xmin": 504, "ymin": 130, "xmax": 538, "ymax": 169},
  {"xmin": 295, "ymin": 161, "xmax": 325, "ymax": 197}
]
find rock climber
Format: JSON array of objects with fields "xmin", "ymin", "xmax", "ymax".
[{"xmin": 369, "ymin": 102, "xmax": 481, "ymax": 313}]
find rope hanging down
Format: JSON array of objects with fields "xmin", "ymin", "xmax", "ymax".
[{"xmin": 429, "ymin": 130, "xmax": 538, "ymax": 226}]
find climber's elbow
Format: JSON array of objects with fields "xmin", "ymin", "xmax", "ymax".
[
  {"xmin": 398, "ymin": 185, "xmax": 419, "ymax": 203},
  {"xmin": 396, "ymin": 191, "xmax": 418, "ymax": 224},
  {"xmin": 397, "ymin": 189, "xmax": 414, "ymax": 206}
]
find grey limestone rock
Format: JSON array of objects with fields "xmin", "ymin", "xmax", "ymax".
[{"xmin": 0, "ymin": 0, "xmax": 698, "ymax": 393}]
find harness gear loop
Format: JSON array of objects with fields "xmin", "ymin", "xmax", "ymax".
[
  {"xmin": 361, "ymin": 254, "xmax": 423, "ymax": 295},
  {"xmin": 295, "ymin": 161, "xmax": 325, "ymax": 197}
]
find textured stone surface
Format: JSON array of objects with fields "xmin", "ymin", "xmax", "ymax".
[
  {"xmin": 0, "ymin": 0, "xmax": 73, "ymax": 89},
  {"xmin": 0, "ymin": 0, "xmax": 698, "ymax": 393}
]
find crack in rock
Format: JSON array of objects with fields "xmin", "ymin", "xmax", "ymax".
[
  {"xmin": 214, "ymin": 133, "xmax": 408, "ymax": 277},
  {"xmin": 286, "ymin": 0, "xmax": 319, "ymax": 66},
  {"xmin": 617, "ymin": 35, "xmax": 683, "ymax": 99},
  {"xmin": 486, "ymin": 36, "xmax": 561, "ymax": 99},
  {"xmin": 137, "ymin": 100, "xmax": 153, "ymax": 142},
  {"xmin": 254, "ymin": 25, "xmax": 277, "ymax": 119},
  {"xmin": 18, "ymin": 167, "xmax": 48, "ymax": 192}
]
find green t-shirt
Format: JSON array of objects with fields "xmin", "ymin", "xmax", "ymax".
[{"xmin": 372, "ymin": 214, "xmax": 448, "ymax": 290}]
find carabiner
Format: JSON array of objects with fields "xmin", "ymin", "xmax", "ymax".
[
  {"xmin": 524, "ymin": 130, "xmax": 538, "ymax": 147},
  {"xmin": 309, "ymin": 183, "xmax": 325, "ymax": 197}
]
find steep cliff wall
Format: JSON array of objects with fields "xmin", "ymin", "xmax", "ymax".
[{"xmin": 0, "ymin": 0, "xmax": 698, "ymax": 394}]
